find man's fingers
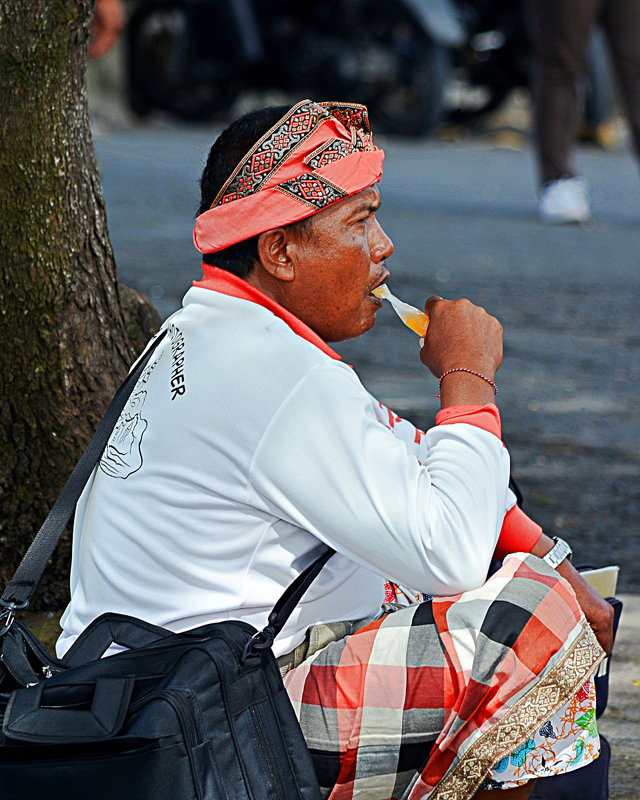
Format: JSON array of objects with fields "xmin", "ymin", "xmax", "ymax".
[{"xmin": 423, "ymin": 295, "xmax": 443, "ymax": 318}]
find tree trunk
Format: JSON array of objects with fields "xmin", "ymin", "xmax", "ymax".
[{"xmin": 0, "ymin": 0, "xmax": 159, "ymax": 609}]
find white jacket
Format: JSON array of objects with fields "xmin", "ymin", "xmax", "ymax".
[{"xmin": 58, "ymin": 285, "xmax": 511, "ymax": 658}]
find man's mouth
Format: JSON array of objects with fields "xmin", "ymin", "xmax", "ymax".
[{"xmin": 370, "ymin": 268, "xmax": 390, "ymax": 297}]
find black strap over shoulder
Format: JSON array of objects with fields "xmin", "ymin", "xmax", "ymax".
[
  {"xmin": 241, "ymin": 546, "xmax": 335, "ymax": 662},
  {"xmin": 1, "ymin": 329, "xmax": 168, "ymax": 614}
]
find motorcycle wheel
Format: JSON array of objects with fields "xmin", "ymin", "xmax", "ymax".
[
  {"xmin": 349, "ymin": 1, "xmax": 451, "ymax": 137},
  {"xmin": 126, "ymin": 0, "xmax": 239, "ymax": 121}
]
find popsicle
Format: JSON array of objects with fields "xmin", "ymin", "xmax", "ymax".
[{"xmin": 372, "ymin": 284, "xmax": 429, "ymax": 336}]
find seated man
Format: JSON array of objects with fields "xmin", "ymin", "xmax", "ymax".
[{"xmin": 57, "ymin": 100, "xmax": 613, "ymax": 799}]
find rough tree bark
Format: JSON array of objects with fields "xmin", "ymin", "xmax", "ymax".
[{"xmin": 0, "ymin": 0, "xmax": 160, "ymax": 609}]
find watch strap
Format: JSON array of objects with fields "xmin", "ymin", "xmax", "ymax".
[{"xmin": 542, "ymin": 536, "xmax": 573, "ymax": 570}]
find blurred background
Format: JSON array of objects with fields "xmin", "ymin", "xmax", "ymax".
[{"xmin": 90, "ymin": 0, "xmax": 628, "ymax": 145}]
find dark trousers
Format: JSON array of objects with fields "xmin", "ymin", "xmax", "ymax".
[{"xmin": 526, "ymin": 0, "xmax": 640, "ymax": 184}]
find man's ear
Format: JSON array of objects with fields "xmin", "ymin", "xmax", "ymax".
[{"xmin": 257, "ymin": 228, "xmax": 296, "ymax": 281}]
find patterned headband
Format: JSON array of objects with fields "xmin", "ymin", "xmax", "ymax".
[{"xmin": 193, "ymin": 99, "xmax": 385, "ymax": 254}]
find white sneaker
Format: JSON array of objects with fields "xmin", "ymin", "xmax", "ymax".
[{"xmin": 538, "ymin": 177, "xmax": 591, "ymax": 224}]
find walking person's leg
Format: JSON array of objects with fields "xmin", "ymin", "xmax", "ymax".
[
  {"xmin": 525, "ymin": 0, "xmax": 600, "ymax": 222},
  {"xmin": 600, "ymin": 0, "xmax": 640, "ymax": 163}
]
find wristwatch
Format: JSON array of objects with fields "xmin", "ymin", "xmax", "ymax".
[{"xmin": 542, "ymin": 536, "xmax": 573, "ymax": 570}]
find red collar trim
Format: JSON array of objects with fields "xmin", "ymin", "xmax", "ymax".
[{"xmin": 193, "ymin": 264, "xmax": 342, "ymax": 361}]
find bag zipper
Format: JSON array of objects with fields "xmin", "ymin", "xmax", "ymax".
[
  {"xmin": 131, "ymin": 689, "xmax": 204, "ymax": 800},
  {"xmin": 132, "ymin": 624, "xmax": 254, "ymax": 661},
  {"xmin": 248, "ymin": 702, "xmax": 288, "ymax": 800}
]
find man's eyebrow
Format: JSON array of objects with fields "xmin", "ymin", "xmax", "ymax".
[{"xmin": 347, "ymin": 197, "xmax": 381, "ymax": 217}]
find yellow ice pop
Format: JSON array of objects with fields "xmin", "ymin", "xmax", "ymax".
[{"xmin": 372, "ymin": 284, "xmax": 429, "ymax": 336}]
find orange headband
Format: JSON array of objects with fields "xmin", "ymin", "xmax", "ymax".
[{"xmin": 193, "ymin": 99, "xmax": 384, "ymax": 254}]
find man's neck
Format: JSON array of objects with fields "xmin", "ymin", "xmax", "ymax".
[{"xmin": 193, "ymin": 264, "xmax": 342, "ymax": 361}]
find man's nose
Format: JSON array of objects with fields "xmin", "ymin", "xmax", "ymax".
[{"xmin": 370, "ymin": 221, "xmax": 394, "ymax": 262}]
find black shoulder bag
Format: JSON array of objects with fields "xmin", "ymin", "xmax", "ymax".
[{"xmin": 0, "ymin": 329, "xmax": 333, "ymax": 800}]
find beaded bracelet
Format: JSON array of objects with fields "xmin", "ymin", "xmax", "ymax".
[{"xmin": 436, "ymin": 367, "xmax": 498, "ymax": 398}]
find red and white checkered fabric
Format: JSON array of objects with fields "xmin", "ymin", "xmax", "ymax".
[{"xmin": 284, "ymin": 554, "xmax": 604, "ymax": 799}]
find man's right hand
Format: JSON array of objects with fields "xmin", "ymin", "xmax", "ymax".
[{"xmin": 420, "ymin": 297, "xmax": 503, "ymax": 408}]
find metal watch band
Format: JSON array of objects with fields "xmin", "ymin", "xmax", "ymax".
[{"xmin": 542, "ymin": 536, "xmax": 573, "ymax": 570}]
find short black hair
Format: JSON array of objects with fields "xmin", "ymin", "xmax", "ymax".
[{"xmin": 198, "ymin": 105, "xmax": 312, "ymax": 277}]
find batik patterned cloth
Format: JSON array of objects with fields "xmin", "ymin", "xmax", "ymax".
[
  {"xmin": 480, "ymin": 675, "xmax": 599, "ymax": 789},
  {"xmin": 284, "ymin": 553, "xmax": 604, "ymax": 799},
  {"xmin": 384, "ymin": 582, "xmax": 428, "ymax": 605}
]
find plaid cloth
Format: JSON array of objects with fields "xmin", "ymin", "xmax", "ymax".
[{"xmin": 284, "ymin": 554, "xmax": 604, "ymax": 799}]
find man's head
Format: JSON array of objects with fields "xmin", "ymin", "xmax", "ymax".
[
  {"xmin": 195, "ymin": 100, "xmax": 393, "ymax": 341},
  {"xmin": 198, "ymin": 105, "xmax": 314, "ymax": 277}
]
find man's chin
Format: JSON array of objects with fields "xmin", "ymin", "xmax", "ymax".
[{"xmin": 324, "ymin": 318, "xmax": 376, "ymax": 343}]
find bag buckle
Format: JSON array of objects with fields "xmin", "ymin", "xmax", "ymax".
[
  {"xmin": 0, "ymin": 599, "xmax": 29, "ymax": 637},
  {"xmin": 241, "ymin": 626, "xmax": 275, "ymax": 664}
]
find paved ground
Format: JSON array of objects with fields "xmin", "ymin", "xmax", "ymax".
[{"xmin": 92, "ymin": 108, "xmax": 639, "ymax": 796}]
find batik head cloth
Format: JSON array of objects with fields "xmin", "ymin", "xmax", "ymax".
[{"xmin": 193, "ymin": 99, "xmax": 385, "ymax": 254}]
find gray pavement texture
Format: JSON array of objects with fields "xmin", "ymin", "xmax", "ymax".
[{"xmin": 93, "ymin": 120, "xmax": 639, "ymax": 797}]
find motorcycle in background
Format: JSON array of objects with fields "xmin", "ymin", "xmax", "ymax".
[
  {"xmin": 125, "ymin": 0, "xmax": 462, "ymax": 136},
  {"xmin": 125, "ymin": 0, "xmax": 615, "ymax": 137}
]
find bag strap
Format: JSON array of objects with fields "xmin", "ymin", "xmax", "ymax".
[
  {"xmin": 268, "ymin": 548, "xmax": 335, "ymax": 637},
  {"xmin": 243, "ymin": 546, "xmax": 335, "ymax": 661},
  {"xmin": 1, "ymin": 329, "xmax": 168, "ymax": 618}
]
